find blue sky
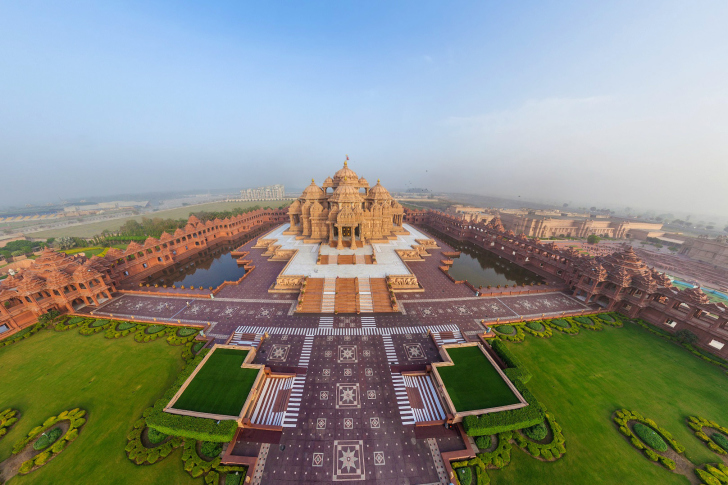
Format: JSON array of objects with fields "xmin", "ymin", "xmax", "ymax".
[{"xmin": 1, "ymin": 1, "xmax": 727, "ymax": 215}]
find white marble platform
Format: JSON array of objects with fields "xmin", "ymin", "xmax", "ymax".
[{"xmin": 263, "ymin": 224, "xmax": 430, "ymax": 278}]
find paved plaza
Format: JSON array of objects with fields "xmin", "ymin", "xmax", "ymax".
[{"xmin": 87, "ymin": 226, "xmax": 591, "ymax": 484}]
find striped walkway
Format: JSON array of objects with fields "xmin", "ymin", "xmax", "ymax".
[
  {"xmin": 230, "ymin": 331, "xmax": 263, "ymax": 347},
  {"xmin": 232, "ymin": 324, "xmax": 460, "ymax": 337},
  {"xmin": 250, "ymin": 377, "xmax": 293, "ymax": 427},
  {"xmin": 403, "ymin": 374, "xmax": 446, "ymax": 423},
  {"xmin": 318, "ymin": 316, "xmax": 334, "ymax": 329},
  {"xmin": 298, "ymin": 335, "xmax": 315, "ymax": 368},
  {"xmin": 360, "ymin": 316, "xmax": 376, "ymax": 328},
  {"xmin": 391, "ymin": 371, "xmax": 415, "ymax": 426},
  {"xmin": 430, "ymin": 329, "xmax": 467, "ymax": 348},
  {"xmin": 282, "ymin": 375, "xmax": 306, "ymax": 428},
  {"xmin": 382, "ymin": 334, "xmax": 398, "ymax": 364}
]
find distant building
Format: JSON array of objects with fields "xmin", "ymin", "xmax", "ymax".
[
  {"xmin": 450, "ymin": 206, "xmax": 662, "ymax": 239},
  {"xmin": 680, "ymin": 237, "xmax": 728, "ymax": 270},
  {"xmin": 240, "ymin": 185, "xmax": 285, "ymax": 201}
]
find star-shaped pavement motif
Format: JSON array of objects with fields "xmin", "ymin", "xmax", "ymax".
[{"xmin": 339, "ymin": 447, "xmax": 359, "ymax": 472}]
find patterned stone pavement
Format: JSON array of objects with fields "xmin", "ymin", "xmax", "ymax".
[{"xmin": 85, "ymin": 231, "xmax": 593, "ymax": 484}]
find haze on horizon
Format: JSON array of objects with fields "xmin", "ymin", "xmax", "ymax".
[{"xmin": 1, "ymin": 1, "xmax": 727, "ymax": 216}]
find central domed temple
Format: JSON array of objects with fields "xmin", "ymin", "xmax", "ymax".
[{"xmin": 285, "ymin": 161, "xmax": 406, "ymax": 248}]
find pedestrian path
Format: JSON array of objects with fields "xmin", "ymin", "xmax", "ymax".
[
  {"xmin": 281, "ymin": 375, "xmax": 306, "ymax": 428},
  {"xmin": 298, "ymin": 335, "xmax": 315, "ymax": 368},
  {"xmin": 360, "ymin": 316, "xmax": 376, "ymax": 328},
  {"xmin": 232, "ymin": 324, "xmax": 461, "ymax": 337},
  {"xmin": 402, "ymin": 374, "xmax": 446, "ymax": 423},
  {"xmin": 382, "ymin": 334, "xmax": 398, "ymax": 364},
  {"xmin": 250, "ymin": 377, "xmax": 293, "ymax": 427},
  {"xmin": 391, "ymin": 371, "xmax": 415, "ymax": 426},
  {"xmin": 430, "ymin": 329, "xmax": 466, "ymax": 347},
  {"xmin": 318, "ymin": 316, "xmax": 334, "ymax": 328},
  {"xmin": 230, "ymin": 331, "xmax": 263, "ymax": 347}
]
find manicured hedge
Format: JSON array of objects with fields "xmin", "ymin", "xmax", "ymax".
[
  {"xmin": 0, "ymin": 408, "xmax": 20, "ymax": 438},
  {"xmin": 126, "ymin": 416, "xmax": 183, "ymax": 465},
  {"xmin": 633, "ymin": 423, "xmax": 668, "ymax": 452},
  {"xmin": 147, "ymin": 427, "xmax": 168, "ymax": 444},
  {"xmin": 524, "ymin": 421, "xmax": 547, "ymax": 441},
  {"xmin": 494, "ymin": 325, "xmax": 515, "ymax": 335},
  {"xmin": 146, "ymin": 325, "xmax": 166, "ymax": 334},
  {"xmin": 475, "ymin": 435, "xmax": 492, "ymax": 450},
  {"xmin": 144, "ymin": 352, "xmax": 238, "ymax": 442},
  {"xmin": 464, "ymin": 379, "xmax": 543, "ymax": 436},
  {"xmin": 712, "ymin": 433, "xmax": 728, "ymax": 452},
  {"xmin": 457, "ymin": 466, "xmax": 473, "ymax": 485},
  {"xmin": 201, "ymin": 441, "xmax": 223, "ymax": 458},
  {"xmin": 522, "ymin": 320, "xmax": 553, "ymax": 338},
  {"xmin": 118, "ymin": 322, "xmax": 136, "ymax": 331},
  {"xmin": 514, "ymin": 413, "xmax": 566, "ymax": 461},
  {"xmin": 613, "ymin": 409, "xmax": 682, "ymax": 470},
  {"xmin": 490, "ymin": 340, "xmax": 531, "ymax": 383},
  {"xmin": 551, "ymin": 319, "xmax": 570, "ymax": 328},
  {"xmin": 477, "ymin": 432, "xmax": 512, "ymax": 469},
  {"xmin": 687, "ymin": 416, "xmax": 728, "ymax": 455},
  {"xmin": 179, "ymin": 328, "xmax": 199, "ymax": 337},
  {"xmin": 33, "ymin": 427, "xmax": 63, "ymax": 450},
  {"xmin": 452, "ymin": 456, "xmax": 490, "ymax": 484},
  {"xmin": 14, "ymin": 408, "xmax": 87, "ymax": 475}
]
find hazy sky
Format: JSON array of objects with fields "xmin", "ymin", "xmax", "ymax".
[{"xmin": 2, "ymin": 1, "xmax": 727, "ymax": 214}]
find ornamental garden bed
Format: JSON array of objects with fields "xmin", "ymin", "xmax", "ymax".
[
  {"xmin": 437, "ymin": 345, "xmax": 524, "ymax": 413},
  {"xmin": 169, "ymin": 348, "xmax": 259, "ymax": 418}
]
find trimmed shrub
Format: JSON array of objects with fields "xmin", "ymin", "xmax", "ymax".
[
  {"xmin": 551, "ymin": 318, "xmax": 570, "ymax": 328},
  {"xmin": 477, "ymin": 432, "xmax": 512, "ymax": 469},
  {"xmin": 633, "ymin": 423, "xmax": 668, "ymax": 452},
  {"xmin": 146, "ymin": 325, "xmax": 165, "ymax": 334},
  {"xmin": 192, "ymin": 342, "xmax": 205, "ymax": 353},
  {"xmin": 464, "ymin": 379, "xmax": 543, "ymax": 436},
  {"xmin": 117, "ymin": 322, "xmax": 136, "ymax": 331},
  {"xmin": 18, "ymin": 460, "xmax": 34, "ymax": 474},
  {"xmin": 457, "ymin": 466, "xmax": 473, "ymax": 485},
  {"xmin": 91, "ymin": 319, "xmax": 109, "ymax": 328},
  {"xmin": 524, "ymin": 421, "xmax": 548, "ymax": 441},
  {"xmin": 494, "ymin": 325, "xmax": 515, "ymax": 335},
  {"xmin": 33, "ymin": 427, "xmax": 63, "ymax": 450},
  {"xmin": 225, "ymin": 473, "xmax": 243, "ymax": 485},
  {"xmin": 697, "ymin": 468, "xmax": 722, "ymax": 485},
  {"xmin": 526, "ymin": 321, "xmax": 544, "ymax": 331},
  {"xmin": 475, "ymin": 435, "xmax": 491, "ymax": 450},
  {"xmin": 178, "ymin": 328, "xmax": 199, "ymax": 337},
  {"xmin": 147, "ymin": 427, "xmax": 168, "ymax": 444},
  {"xmin": 712, "ymin": 433, "xmax": 728, "ymax": 452},
  {"xmin": 201, "ymin": 441, "xmax": 223, "ymax": 459}
]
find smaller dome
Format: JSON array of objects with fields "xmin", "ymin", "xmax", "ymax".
[
  {"xmin": 323, "ymin": 176, "xmax": 334, "ymax": 186},
  {"xmin": 358, "ymin": 177, "xmax": 370, "ymax": 187},
  {"xmin": 301, "ymin": 179, "xmax": 325, "ymax": 199},
  {"xmin": 368, "ymin": 179, "xmax": 391, "ymax": 199}
]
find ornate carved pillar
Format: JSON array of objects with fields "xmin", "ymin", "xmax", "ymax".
[{"xmin": 337, "ymin": 225, "xmax": 344, "ymax": 250}]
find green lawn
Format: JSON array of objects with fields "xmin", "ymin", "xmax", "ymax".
[
  {"xmin": 173, "ymin": 348, "xmax": 258, "ymax": 417},
  {"xmin": 489, "ymin": 322, "xmax": 728, "ymax": 485},
  {"xmin": 438, "ymin": 346, "xmax": 522, "ymax": 412},
  {"xmin": 0, "ymin": 329, "xmax": 198, "ymax": 485}
]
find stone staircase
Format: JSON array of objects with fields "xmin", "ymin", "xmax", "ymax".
[
  {"xmin": 321, "ymin": 277, "xmax": 336, "ymax": 313},
  {"xmin": 357, "ymin": 277, "xmax": 374, "ymax": 313}
]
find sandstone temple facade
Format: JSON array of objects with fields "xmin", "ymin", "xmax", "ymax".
[{"xmin": 285, "ymin": 161, "xmax": 406, "ymax": 248}]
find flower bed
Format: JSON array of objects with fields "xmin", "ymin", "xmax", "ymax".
[
  {"xmin": 687, "ymin": 416, "xmax": 728, "ymax": 455},
  {"xmin": 0, "ymin": 408, "xmax": 20, "ymax": 438},
  {"xmin": 612, "ymin": 409, "xmax": 683, "ymax": 470},
  {"xmin": 14, "ymin": 408, "xmax": 88, "ymax": 475}
]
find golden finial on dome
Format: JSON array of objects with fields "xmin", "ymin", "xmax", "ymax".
[
  {"xmin": 311, "ymin": 178, "xmax": 315, "ymax": 183},
  {"xmin": 377, "ymin": 179, "xmax": 380, "ymax": 183}
]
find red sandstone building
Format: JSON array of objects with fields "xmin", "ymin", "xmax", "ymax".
[
  {"xmin": 0, "ymin": 208, "xmax": 287, "ymax": 334},
  {"xmin": 406, "ymin": 209, "xmax": 728, "ymax": 357}
]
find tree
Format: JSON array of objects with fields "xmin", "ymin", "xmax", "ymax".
[
  {"xmin": 675, "ymin": 329, "xmax": 699, "ymax": 345},
  {"xmin": 668, "ymin": 246, "xmax": 678, "ymax": 252},
  {"xmin": 590, "ymin": 206, "xmax": 597, "ymax": 211},
  {"xmin": 563, "ymin": 203, "xmax": 569, "ymax": 208},
  {"xmin": 587, "ymin": 234, "xmax": 601, "ymax": 244}
]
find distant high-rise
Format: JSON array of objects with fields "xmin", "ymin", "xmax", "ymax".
[{"xmin": 240, "ymin": 184, "xmax": 285, "ymax": 201}]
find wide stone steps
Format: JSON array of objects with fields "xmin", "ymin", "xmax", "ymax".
[
  {"xmin": 335, "ymin": 278, "xmax": 358, "ymax": 314},
  {"xmin": 358, "ymin": 277, "xmax": 374, "ymax": 313},
  {"xmin": 321, "ymin": 277, "xmax": 336, "ymax": 313}
]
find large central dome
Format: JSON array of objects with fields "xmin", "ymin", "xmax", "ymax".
[{"xmin": 333, "ymin": 161, "xmax": 359, "ymax": 186}]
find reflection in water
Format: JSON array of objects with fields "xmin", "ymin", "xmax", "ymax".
[
  {"xmin": 426, "ymin": 228, "xmax": 543, "ymax": 288},
  {"xmin": 149, "ymin": 245, "xmax": 246, "ymax": 289}
]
